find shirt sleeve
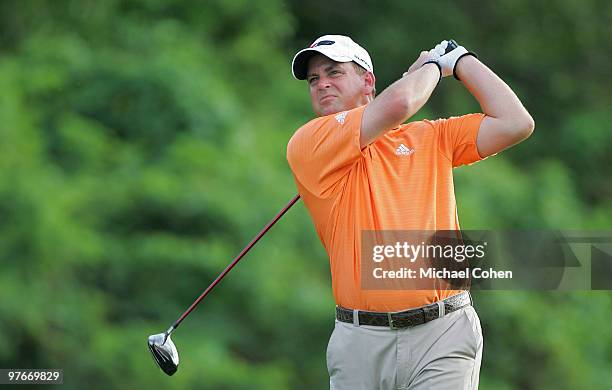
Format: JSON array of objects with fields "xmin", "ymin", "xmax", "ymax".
[
  {"xmin": 287, "ymin": 105, "xmax": 367, "ymax": 198},
  {"xmin": 428, "ymin": 113, "xmax": 486, "ymax": 167}
]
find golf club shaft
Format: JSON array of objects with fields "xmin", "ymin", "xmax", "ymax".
[{"xmin": 170, "ymin": 194, "xmax": 301, "ymax": 331}]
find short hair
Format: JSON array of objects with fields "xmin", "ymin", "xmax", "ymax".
[{"xmin": 352, "ymin": 62, "xmax": 376, "ymax": 97}]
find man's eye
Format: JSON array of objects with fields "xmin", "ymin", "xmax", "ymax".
[{"xmin": 308, "ymin": 77, "xmax": 318, "ymax": 84}]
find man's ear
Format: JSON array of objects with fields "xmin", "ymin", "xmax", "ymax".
[{"xmin": 364, "ymin": 72, "xmax": 376, "ymax": 97}]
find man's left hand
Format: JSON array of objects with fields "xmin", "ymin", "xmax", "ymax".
[{"xmin": 436, "ymin": 41, "xmax": 474, "ymax": 79}]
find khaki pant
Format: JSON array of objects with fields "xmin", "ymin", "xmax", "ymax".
[{"xmin": 326, "ymin": 306, "xmax": 483, "ymax": 390}]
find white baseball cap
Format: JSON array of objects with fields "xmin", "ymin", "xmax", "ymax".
[{"xmin": 291, "ymin": 35, "xmax": 374, "ymax": 80}]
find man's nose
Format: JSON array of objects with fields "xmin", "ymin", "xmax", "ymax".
[{"xmin": 318, "ymin": 76, "xmax": 332, "ymax": 90}]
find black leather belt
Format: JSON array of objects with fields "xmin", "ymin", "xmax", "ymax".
[{"xmin": 335, "ymin": 291, "xmax": 472, "ymax": 329}]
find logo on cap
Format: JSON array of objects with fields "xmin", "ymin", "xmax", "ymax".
[{"xmin": 310, "ymin": 40, "xmax": 335, "ymax": 48}]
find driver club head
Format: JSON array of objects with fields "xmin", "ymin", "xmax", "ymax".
[{"xmin": 148, "ymin": 332, "xmax": 179, "ymax": 376}]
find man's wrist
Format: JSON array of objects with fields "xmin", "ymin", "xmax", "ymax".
[
  {"xmin": 422, "ymin": 60, "xmax": 442, "ymax": 84},
  {"xmin": 453, "ymin": 52, "xmax": 477, "ymax": 80}
]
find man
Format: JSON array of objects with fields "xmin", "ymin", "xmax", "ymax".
[{"xmin": 286, "ymin": 35, "xmax": 534, "ymax": 389}]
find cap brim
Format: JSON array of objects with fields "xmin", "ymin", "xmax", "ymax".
[{"xmin": 291, "ymin": 47, "xmax": 352, "ymax": 80}]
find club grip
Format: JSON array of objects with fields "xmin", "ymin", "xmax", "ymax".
[{"xmin": 445, "ymin": 39, "xmax": 458, "ymax": 54}]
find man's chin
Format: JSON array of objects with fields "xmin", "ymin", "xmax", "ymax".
[{"xmin": 318, "ymin": 103, "xmax": 344, "ymax": 117}]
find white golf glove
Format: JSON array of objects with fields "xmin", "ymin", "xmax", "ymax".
[
  {"xmin": 428, "ymin": 40, "xmax": 449, "ymax": 59},
  {"xmin": 437, "ymin": 40, "xmax": 476, "ymax": 79},
  {"xmin": 423, "ymin": 40, "xmax": 476, "ymax": 80}
]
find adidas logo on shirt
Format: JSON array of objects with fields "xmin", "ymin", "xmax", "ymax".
[
  {"xmin": 335, "ymin": 111, "xmax": 347, "ymax": 125},
  {"xmin": 395, "ymin": 144, "xmax": 415, "ymax": 156},
  {"xmin": 395, "ymin": 144, "xmax": 414, "ymax": 156}
]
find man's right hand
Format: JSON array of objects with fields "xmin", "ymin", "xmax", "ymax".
[
  {"xmin": 403, "ymin": 45, "xmax": 444, "ymax": 77},
  {"xmin": 403, "ymin": 40, "xmax": 450, "ymax": 78}
]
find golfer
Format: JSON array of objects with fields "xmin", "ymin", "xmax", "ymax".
[{"xmin": 287, "ymin": 35, "xmax": 534, "ymax": 389}]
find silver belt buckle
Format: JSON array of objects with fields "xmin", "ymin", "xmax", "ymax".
[{"xmin": 387, "ymin": 313, "xmax": 398, "ymax": 330}]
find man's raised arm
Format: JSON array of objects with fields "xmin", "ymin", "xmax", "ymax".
[
  {"xmin": 452, "ymin": 52, "xmax": 535, "ymax": 157},
  {"xmin": 360, "ymin": 51, "xmax": 441, "ymax": 149}
]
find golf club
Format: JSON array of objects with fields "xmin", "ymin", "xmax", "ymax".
[{"xmin": 148, "ymin": 194, "xmax": 301, "ymax": 376}]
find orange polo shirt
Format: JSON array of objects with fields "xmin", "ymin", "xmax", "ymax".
[{"xmin": 287, "ymin": 104, "xmax": 486, "ymax": 312}]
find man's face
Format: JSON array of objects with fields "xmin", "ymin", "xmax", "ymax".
[{"xmin": 306, "ymin": 54, "xmax": 371, "ymax": 117}]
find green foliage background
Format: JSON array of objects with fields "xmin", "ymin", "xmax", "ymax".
[{"xmin": 1, "ymin": 1, "xmax": 610, "ymax": 388}]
